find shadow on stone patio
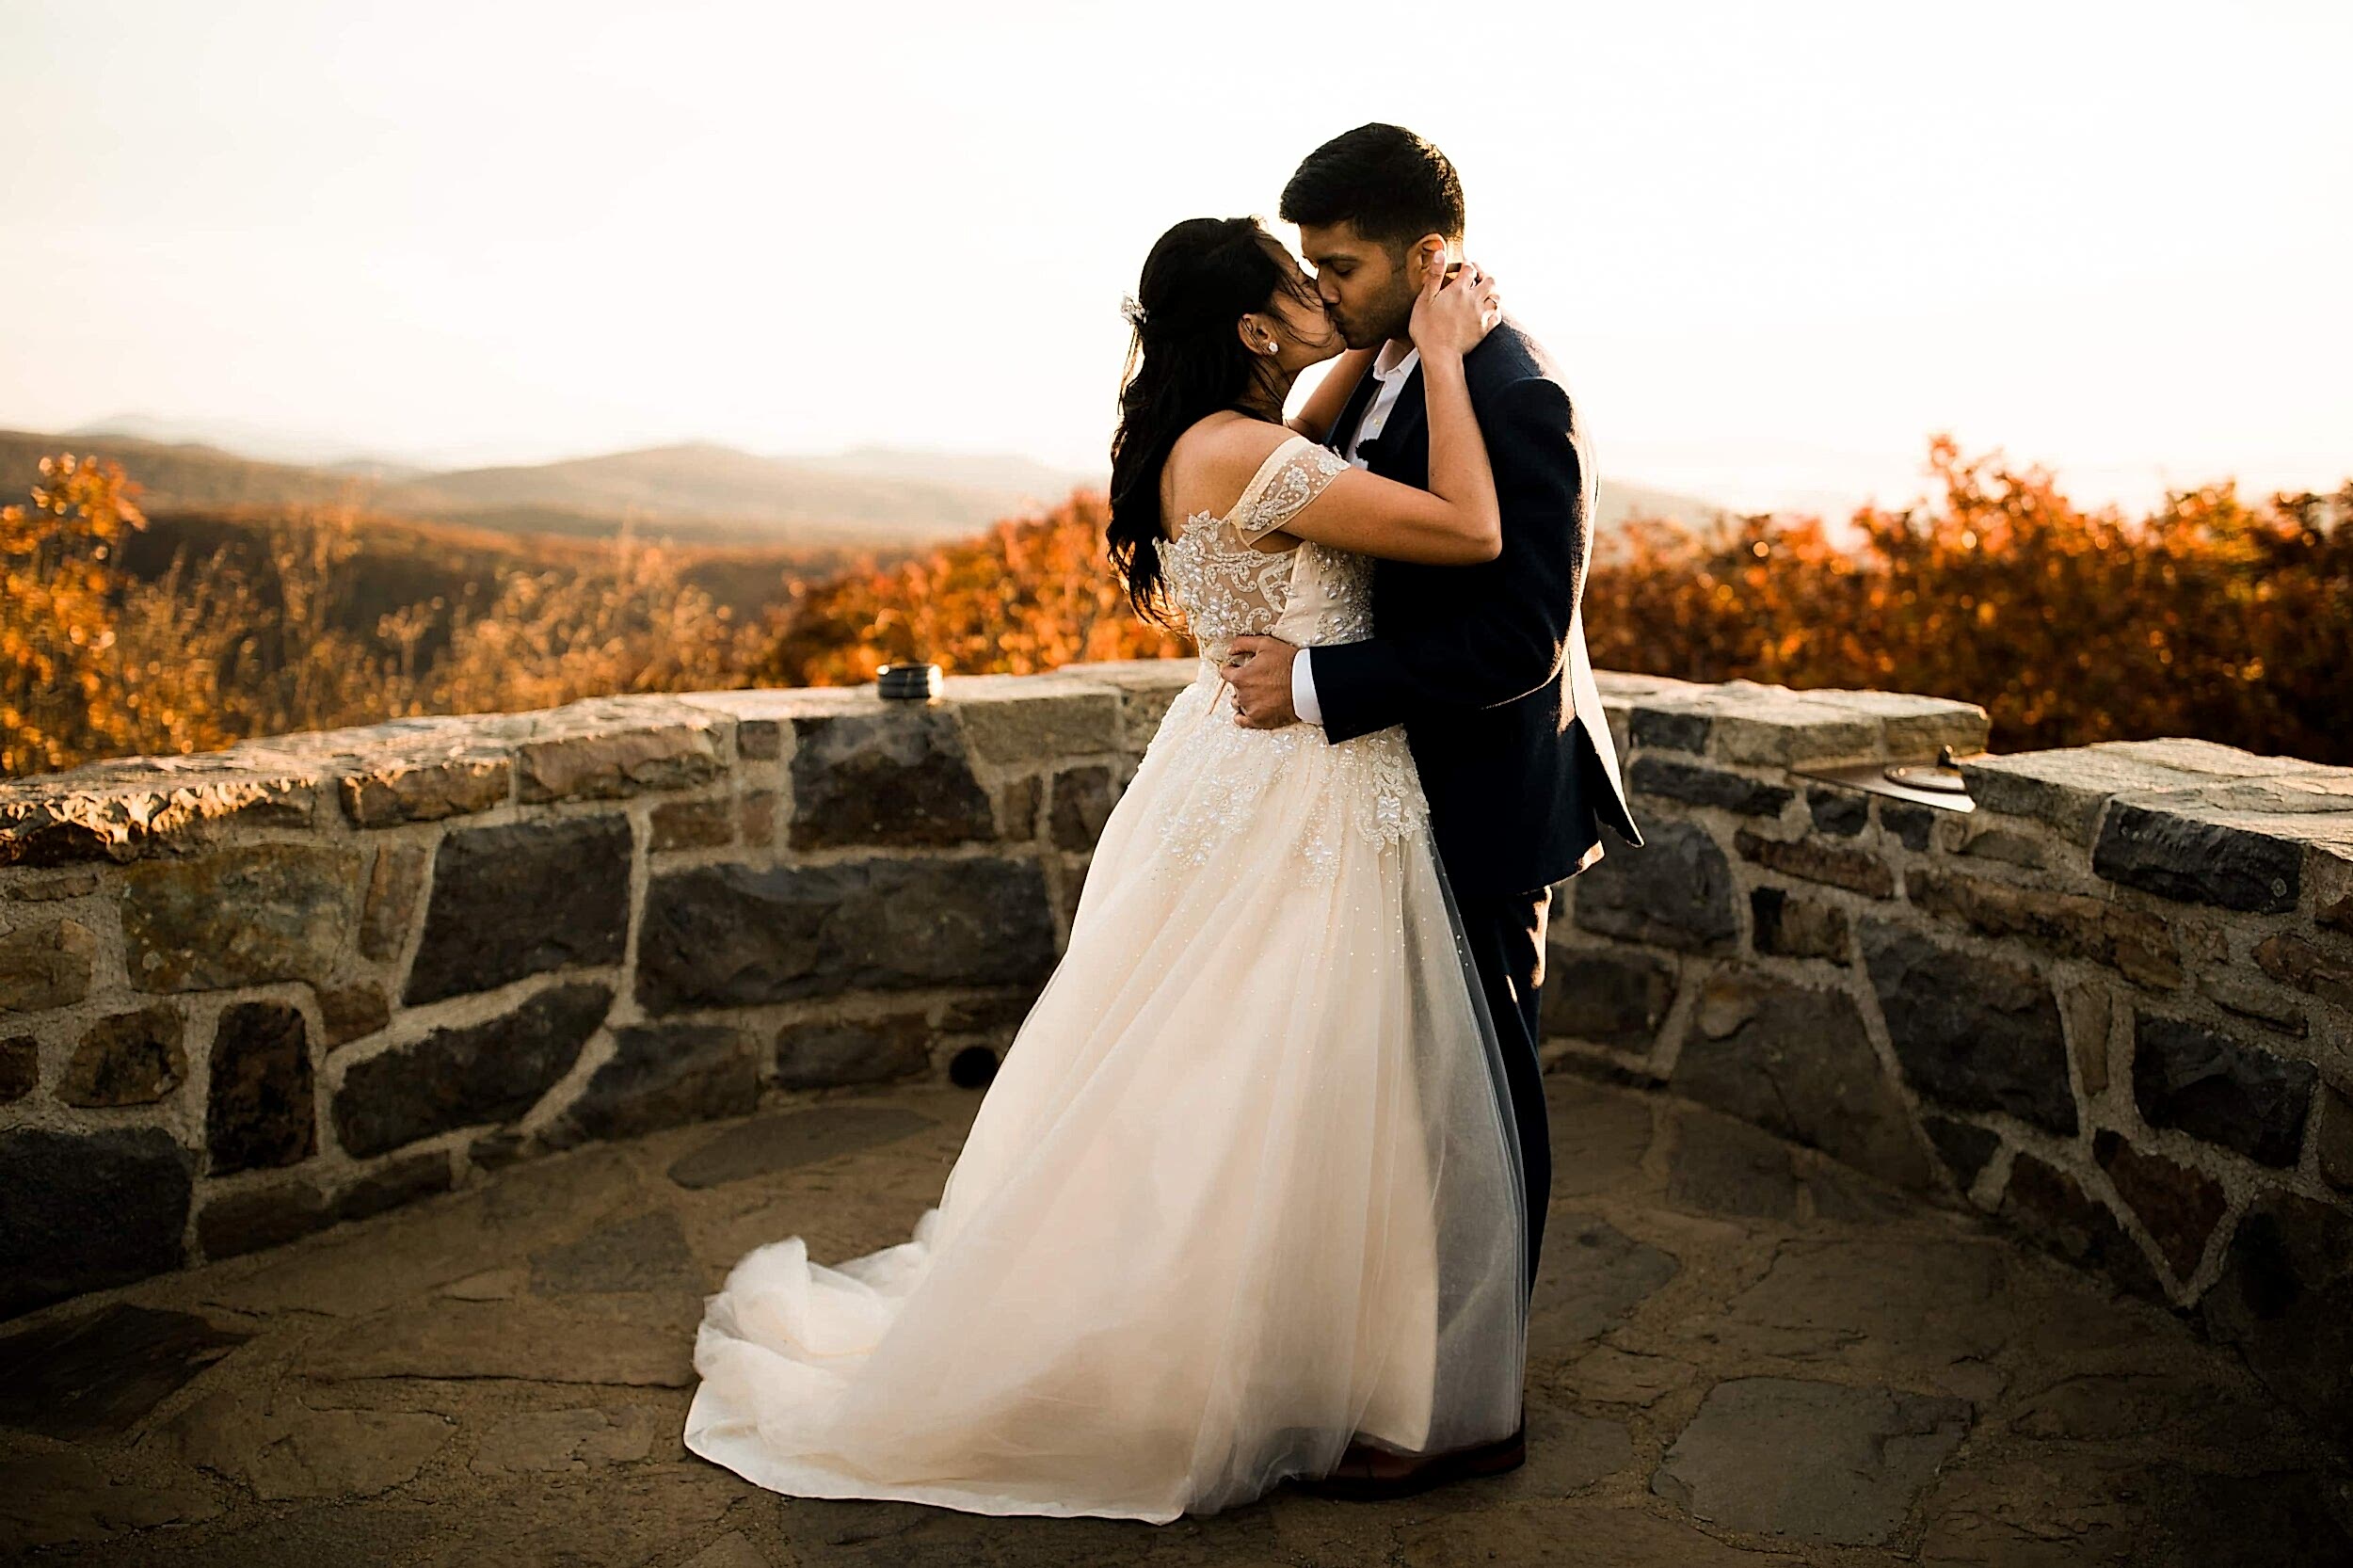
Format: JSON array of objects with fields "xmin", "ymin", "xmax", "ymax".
[{"xmin": 5, "ymin": 1072, "xmax": 2349, "ymax": 1567}]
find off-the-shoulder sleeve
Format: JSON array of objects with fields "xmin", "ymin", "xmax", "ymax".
[{"xmin": 1232, "ymin": 435, "xmax": 1352, "ymax": 542}]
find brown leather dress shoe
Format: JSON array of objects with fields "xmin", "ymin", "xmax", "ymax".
[{"xmin": 1289, "ymin": 1411, "xmax": 1527, "ymax": 1502}]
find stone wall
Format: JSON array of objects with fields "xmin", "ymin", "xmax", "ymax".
[
  {"xmin": 2, "ymin": 660, "xmax": 2347, "ymax": 1438},
  {"xmin": 0, "ymin": 664, "xmax": 1191, "ymax": 1320},
  {"xmin": 1552, "ymin": 672, "xmax": 2353, "ymax": 1446}
]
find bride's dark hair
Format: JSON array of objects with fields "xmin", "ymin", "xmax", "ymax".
[{"xmin": 1107, "ymin": 216, "xmax": 1325, "ymax": 624}]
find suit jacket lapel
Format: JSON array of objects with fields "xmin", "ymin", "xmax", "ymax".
[
  {"xmin": 1328, "ymin": 360, "xmax": 1383, "ymax": 457},
  {"xmin": 1365, "ymin": 363, "xmax": 1429, "ymax": 478}
]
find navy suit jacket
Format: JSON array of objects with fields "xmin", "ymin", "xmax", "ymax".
[{"xmin": 1310, "ymin": 317, "xmax": 1641, "ymax": 897}]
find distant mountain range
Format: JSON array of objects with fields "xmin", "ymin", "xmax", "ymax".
[
  {"xmin": 8, "ymin": 425, "xmax": 1096, "ymax": 547},
  {"xmin": 65, "ymin": 413, "xmax": 419, "ymax": 472},
  {"xmin": 8, "ymin": 417, "xmax": 1726, "ymax": 545}
]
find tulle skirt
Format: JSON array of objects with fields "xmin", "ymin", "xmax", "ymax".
[{"xmin": 683, "ymin": 660, "xmax": 1529, "ymax": 1523}]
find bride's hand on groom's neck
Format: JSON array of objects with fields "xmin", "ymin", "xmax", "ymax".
[{"xmin": 1409, "ymin": 252, "xmax": 1501, "ymax": 362}]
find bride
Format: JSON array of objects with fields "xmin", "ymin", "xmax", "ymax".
[{"xmin": 683, "ymin": 215, "xmax": 1529, "ymax": 1524}]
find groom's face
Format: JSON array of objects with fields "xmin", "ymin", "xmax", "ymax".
[{"xmin": 1296, "ymin": 220, "xmax": 1423, "ymax": 351}]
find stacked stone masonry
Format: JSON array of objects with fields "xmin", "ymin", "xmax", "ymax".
[
  {"xmin": 0, "ymin": 668, "xmax": 1179, "ymax": 1323},
  {"xmin": 1550, "ymin": 673, "xmax": 2353, "ymax": 1449},
  {"xmin": 2, "ymin": 661, "xmax": 2348, "ymax": 1448}
]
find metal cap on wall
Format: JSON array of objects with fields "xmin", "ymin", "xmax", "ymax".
[{"xmin": 876, "ymin": 662, "xmax": 943, "ymax": 701}]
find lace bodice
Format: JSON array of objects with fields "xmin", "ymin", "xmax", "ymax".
[
  {"xmin": 1153, "ymin": 435, "xmax": 1367, "ymax": 664},
  {"xmin": 1137, "ymin": 432, "xmax": 1416, "ymax": 878}
]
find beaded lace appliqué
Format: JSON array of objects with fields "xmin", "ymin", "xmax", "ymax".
[
  {"xmin": 1154, "ymin": 516, "xmax": 1296, "ymax": 657},
  {"xmin": 1246, "ymin": 441, "xmax": 1350, "ymax": 537},
  {"xmin": 1152, "ymin": 440, "xmax": 1352, "ymax": 659},
  {"xmin": 1142, "ymin": 439, "xmax": 1426, "ymax": 881},
  {"xmin": 1295, "ymin": 541, "xmax": 1377, "ymax": 645},
  {"xmin": 1139, "ymin": 688, "xmax": 1425, "ymax": 881}
]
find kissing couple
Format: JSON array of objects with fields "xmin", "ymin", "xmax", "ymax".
[{"xmin": 681, "ymin": 121, "xmax": 1642, "ymax": 1523}]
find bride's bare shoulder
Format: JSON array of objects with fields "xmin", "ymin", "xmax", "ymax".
[{"xmin": 1166, "ymin": 415, "xmax": 1298, "ymax": 515}]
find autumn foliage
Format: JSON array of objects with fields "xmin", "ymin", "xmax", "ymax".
[
  {"xmin": 7, "ymin": 438, "xmax": 2347, "ymax": 778},
  {"xmin": 754, "ymin": 436, "xmax": 2353, "ymax": 765},
  {"xmin": 1581, "ymin": 437, "xmax": 2353, "ymax": 762},
  {"xmin": 1, "ymin": 456, "xmax": 156, "ymax": 776},
  {"xmin": 755, "ymin": 491, "xmax": 1187, "ymax": 687},
  {"xmin": 1, "ymin": 455, "xmax": 765, "ymax": 778}
]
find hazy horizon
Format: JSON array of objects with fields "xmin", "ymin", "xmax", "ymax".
[
  {"xmin": 40, "ymin": 409, "xmax": 1111, "ymax": 487},
  {"xmin": 5, "ymin": 0, "xmax": 2348, "ymax": 520}
]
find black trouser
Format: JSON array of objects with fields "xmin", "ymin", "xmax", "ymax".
[{"xmin": 1452, "ymin": 885, "xmax": 1551, "ymax": 1304}]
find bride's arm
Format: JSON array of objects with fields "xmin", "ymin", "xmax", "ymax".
[
  {"xmin": 1257, "ymin": 260, "xmax": 1501, "ymax": 563},
  {"xmin": 1285, "ymin": 347, "xmax": 1376, "ymax": 441},
  {"xmin": 1276, "ymin": 354, "xmax": 1496, "ymax": 562}
]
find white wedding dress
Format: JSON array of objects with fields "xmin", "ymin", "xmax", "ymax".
[{"xmin": 683, "ymin": 433, "xmax": 1530, "ymax": 1523}]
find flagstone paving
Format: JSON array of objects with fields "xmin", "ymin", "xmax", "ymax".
[{"xmin": 4, "ymin": 1075, "xmax": 2349, "ymax": 1566}]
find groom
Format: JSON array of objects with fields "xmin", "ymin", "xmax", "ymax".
[{"xmin": 1223, "ymin": 122, "xmax": 1642, "ymax": 1492}]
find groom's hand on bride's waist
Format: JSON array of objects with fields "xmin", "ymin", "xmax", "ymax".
[{"xmin": 1223, "ymin": 636, "xmax": 1300, "ymax": 729}]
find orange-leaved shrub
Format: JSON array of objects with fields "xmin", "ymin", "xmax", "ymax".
[
  {"xmin": 12, "ymin": 437, "xmax": 2345, "ymax": 778},
  {"xmin": 759, "ymin": 437, "xmax": 2352, "ymax": 764},
  {"xmin": 1, "ymin": 454, "xmax": 767, "ymax": 778},
  {"xmin": 0, "ymin": 456, "xmax": 165, "ymax": 776},
  {"xmin": 755, "ymin": 491, "xmax": 1187, "ymax": 687},
  {"xmin": 1582, "ymin": 436, "xmax": 2353, "ymax": 762}
]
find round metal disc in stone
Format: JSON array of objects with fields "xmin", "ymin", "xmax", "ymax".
[{"xmin": 1883, "ymin": 762, "xmax": 1966, "ymax": 794}]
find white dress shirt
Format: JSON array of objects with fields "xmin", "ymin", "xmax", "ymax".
[{"xmin": 1292, "ymin": 339, "xmax": 1420, "ymax": 727}]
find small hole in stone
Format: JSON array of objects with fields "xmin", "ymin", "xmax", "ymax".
[{"xmin": 949, "ymin": 1045, "xmax": 1000, "ymax": 1089}]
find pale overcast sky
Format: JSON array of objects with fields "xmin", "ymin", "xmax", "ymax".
[{"xmin": 3, "ymin": 0, "xmax": 2347, "ymax": 515}]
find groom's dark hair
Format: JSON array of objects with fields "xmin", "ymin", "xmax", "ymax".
[{"xmin": 1280, "ymin": 123, "xmax": 1465, "ymax": 250}]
